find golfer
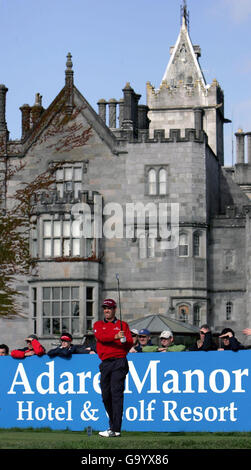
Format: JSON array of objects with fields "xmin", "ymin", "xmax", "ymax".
[{"xmin": 94, "ymin": 298, "xmax": 133, "ymax": 437}]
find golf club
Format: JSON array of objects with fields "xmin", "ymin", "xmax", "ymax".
[{"xmin": 116, "ymin": 273, "xmax": 126, "ymax": 343}]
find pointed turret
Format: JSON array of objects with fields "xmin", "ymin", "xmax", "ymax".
[
  {"xmin": 161, "ymin": 1, "xmax": 206, "ymax": 89},
  {"xmin": 147, "ymin": 2, "xmax": 227, "ymax": 165}
]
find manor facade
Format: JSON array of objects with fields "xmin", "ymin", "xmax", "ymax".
[{"xmin": 1, "ymin": 7, "xmax": 251, "ymax": 349}]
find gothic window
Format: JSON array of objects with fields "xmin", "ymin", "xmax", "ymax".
[
  {"xmin": 193, "ymin": 232, "xmax": 200, "ymax": 257},
  {"xmin": 178, "ymin": 305, "xmax": 189, "ymax": 323},
  {"xmin": 146, "ymin": 166, "xmax": 168, "ymax": 196},
  {"xmin": 193, "ymin": 304, "xmax": 200, "ymax": 326},
  {"xmin": 148, "ymin": 169, "xmax": 157, "ymax": 195},
  {"xmin": 179, "ymin": 232, "xmax": 189, "ymax": 257},
  {"xmin": 226, "ymin": 301, "xmax": 233, "ymax": 321},
  {"xmin": 55, "ymin": 163, "xmax": 83, "ymax": 198},
  {"xmin": 159, "ymin": 168, "xmax": 167, "ymax": 195}
]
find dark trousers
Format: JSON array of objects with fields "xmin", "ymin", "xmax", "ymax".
[{"xmin": 99, "ymin": 357, "xmax": 129, "ymax": 432}]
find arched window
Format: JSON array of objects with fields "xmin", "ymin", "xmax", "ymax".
[
  {"xmin": 159, "ymin": 168, "xmax": 167, "ymax": 195},
  {"xmin": 179, "ymin": 232, "xmax": 189, "ymax": 257},
  {"xmin": 226, "ymin": 301, "xmax": 233, "ymax": 321},
  {"xmin": 148, "ymin": 169, "xmax": 157, "ymax": 195},
  {"xmin": 193, "ymin": 232, "xmax": 200, "ymax": 257},
  {"xmin": 178, "ymin": 305, "xmax": 189, "ymax": 323}
]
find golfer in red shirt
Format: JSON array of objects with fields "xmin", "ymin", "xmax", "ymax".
[{"xmin": 94, "ymin": 298, "xmax": 133, "ymax": 437}]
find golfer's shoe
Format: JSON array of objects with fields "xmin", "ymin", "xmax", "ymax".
[{"xmin": 99, "ymin": 429, "xmax": 121, "ymax": 437}]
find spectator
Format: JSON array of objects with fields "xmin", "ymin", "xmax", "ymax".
[
  {"xmin": 189, "ymin": 324, "xmax": 217, "ymax": 351},
  {"xmin": 11, "ymin": 334, "xmax": 45, "ymax": 358},
  {"xmin": 218, "ymin": 328, "xmax": 245, "ymax": 351},
  {"xmin": 129, "ymin": 329, "xmax": 140, "ymax": 352},
  {"xmin": 82, "ymin": 331, "xmax": 97, "ymax": 353},
  {"xmin": 47, "ymin": 332, "xmax": 96, "ymax": 358},
  {"xmin": 0, "ymin": 344, "xmax": 9, "ymax": 356},
  {"xmin": 158, "ymin": 330, "xmax": 186, "ymax": 352},
  {"xmin": 137, "ymin": 329, "xmax": 157, "ymax": 352}
]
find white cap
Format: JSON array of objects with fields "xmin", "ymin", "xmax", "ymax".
[
  {"xmin": 160, "ymin": 330, "xmax": 173, "ymax": 339},
  {"xmin": 131, "ymin": 329, "xmax": 139, "ymax": 335}
]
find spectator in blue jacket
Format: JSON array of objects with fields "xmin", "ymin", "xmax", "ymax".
[{"xmin": 47, "ymin": 332, "xmax": 96, "ymax": 358}]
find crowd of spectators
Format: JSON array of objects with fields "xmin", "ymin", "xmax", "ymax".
[
  {"xmin": 1, "ymin": 324, "xmax": 250, "ymax": 358},
  {"xmin": 128, "ymin": 324, "xmax": 249, "ymax": 353},
  {"xmin": 9, "ymin": 332, "xmax": 97, "ymax": 359}
]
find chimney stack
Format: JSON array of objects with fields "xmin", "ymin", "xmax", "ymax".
[
  {"xmin": 235, "ymin": 129, "xmax": 245, "ymax": 164},
  {"xmin": 31, "ymin": 93, "xmax": 43, "ymax": 127},
  {"xmin": 122, "ymin": 82, "xmax": 141, "ymax": 136},
  {"xmin": 20, "ymin": 104, "xmax": 31, "ymax": 139}
]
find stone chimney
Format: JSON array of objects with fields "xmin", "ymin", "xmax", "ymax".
[
  {"xmin": 122, "ymin": 82, "xmax": 141, "ymax": 136},
  {"xmin": 31, "ymin": 93, "xmax": 44, "ymax": 127},
  {"xmin": 108, "ymin": 99, "xmax": 117, "ymax": 128},
  {"xmin": 97, "ymin": 99, "xmax": 107, "ymax": 123},
  {"xmin": 138, "ymin": 104, "xmax": 150, "ymax": 130},
  {"xmin": 246, "ymin": 132, "xmax": 251, "ymax": 165},
  {"xmin": 235, "ymin": 129, "xmax": 245, "ymax": 164},
  {"xmin": 20, "ymin": 104, "xmax": 31, "ymax": 139}
]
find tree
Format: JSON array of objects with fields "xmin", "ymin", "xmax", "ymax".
[{"xmin": 0, "ymin": 163, "xmax": 58, "ymax": 316}]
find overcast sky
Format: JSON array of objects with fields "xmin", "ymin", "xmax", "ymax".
[{"xmin": 1, "ymin": 0, "xmax": 251, "ymax": 166}]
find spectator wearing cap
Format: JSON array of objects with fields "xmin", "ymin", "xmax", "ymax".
[
  {"xmin": 158, "ymin": 330, "xmax": 186, "ymax": 352},
  {"xmin": 129, "ymin": 329, "xmax": 140, "ymax": 352},
  {"xmin": 11, "ymin": 334, "xmax": 45, "ymax": 359},
  {"xmin": 218, "ymin": 328, "xmax": 245, "ymax": 351},
  {"xmin": 0, "ymin": 344, "xmax": 9, "ymax": 356},
  {"xmin": 47, "ymin": 332, "xmax": 96, "ymax": 358},
  {"xmin": 94, "ymin": 298, "xmax": 133, "ymax": 438},
  {"xmin": 136, "ymin": 329, "xmax": 157, "ymax": 352}
]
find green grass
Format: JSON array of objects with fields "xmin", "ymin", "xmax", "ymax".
[{"xmin": 0, "ymin": 429, "xmax": 251, "ymax": 449}]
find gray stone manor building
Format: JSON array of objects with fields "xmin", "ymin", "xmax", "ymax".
[{"xmin": 1, "ymin": 6, "xmax": 251, "ymax": 349}]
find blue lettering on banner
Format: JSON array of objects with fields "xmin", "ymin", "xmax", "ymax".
[{"xmin": 0, "ymin": 351, "xmax": 251, "ymax": 431}]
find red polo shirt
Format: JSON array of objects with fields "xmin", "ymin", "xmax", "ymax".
[{"xmin": 94, "ymin": 319, "xmax": 133, "ymax": 361}]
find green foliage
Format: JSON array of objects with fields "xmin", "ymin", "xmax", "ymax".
[{"xmin": 0, "ymin": 162, "xmax": 58, "ymax": 316}]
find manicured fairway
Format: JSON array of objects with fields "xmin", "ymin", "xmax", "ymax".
[{"xmin": 0, "ymin": 429, "xmax": 251, "ymax": 449}]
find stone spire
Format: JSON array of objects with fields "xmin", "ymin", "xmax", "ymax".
[
  {"xmin": 147, "ymin": 3, "xmax": 226, "ymax": 165},
  {"xmin": 161, "ymin": 3, "xmax": 205, "ymax": 88},
  {"xmin": 65, "ymin": 52, "xmax": 74, "ymax": 114}
]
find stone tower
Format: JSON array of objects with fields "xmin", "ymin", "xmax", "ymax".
[{"xmin": 147, "ymin": 2, "xmax": 226, "ymax": 165}]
